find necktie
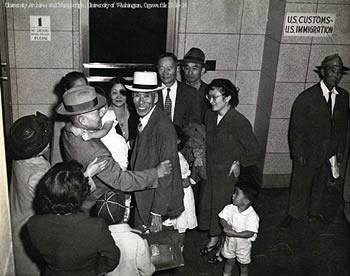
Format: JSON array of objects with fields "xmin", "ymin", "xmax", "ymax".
[
  {"xmin": 164, "ymin": 88, "xmax": 172, "ymax": 119},
  {"xmin": 328, "ymin": 91, "xmax": 332, "ymax": 117},
  {"xmin": 137, "ymin": 122, "xmax": 143, "ymax": 133}
]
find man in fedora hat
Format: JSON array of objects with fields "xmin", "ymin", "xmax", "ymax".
[
  {"xmin": 57, "ymin": 85, "xmax": 173, "ymax": 210},
  {"xmin": 127, "ymin": 71, "xmax": 184, "ymax": 233},
  {"xmin": 156, "ymin": 52, "xmax": 201, "ymax": 129},
  {"xmin": 180, "ymin": 47, "xmax": 211, "ymax": 121},
  {"xmin": 280, "ymin": 54, "xmax": 349, "ymax": 229}
]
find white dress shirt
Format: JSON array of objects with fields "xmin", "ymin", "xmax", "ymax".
[
  {"xmin": 320, "ymin": 79, "xmax": 338, "ymax": 116},
  {"xmin": 139, "ymin": 105, "xmax": 157, "ymax": 130},
  {"xmin": 161, "ymin": 81, "xmax": 177, "ymax": 121}
]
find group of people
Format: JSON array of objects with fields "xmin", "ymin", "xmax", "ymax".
[{"xmin": 10, "ymin": 49, "xmax": 350, "ymax": 276}]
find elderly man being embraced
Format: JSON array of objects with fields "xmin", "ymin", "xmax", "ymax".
[
  {"xmin": 56, "ymin": 85, "xmax": 172, "ymax": 211},
  {"xmin": 127, "ymin": 71, "xmax": 184, "ymax": 233}
]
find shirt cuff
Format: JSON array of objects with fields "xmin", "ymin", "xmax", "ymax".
[{"xmin": 150, "ymin": 212, "xmax": 161, "ymax": 217}]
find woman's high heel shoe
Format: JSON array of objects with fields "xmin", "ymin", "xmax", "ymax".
[{"xmin": 199, "ymin": 240, "xmax": 219, "ymax": 256}]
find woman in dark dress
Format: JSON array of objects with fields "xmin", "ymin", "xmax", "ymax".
[
  {"xmin": 27, "ymin": 161, "xmax": 120, "ymax": 276},
  {"xmin": 199, "ymin": 79, "xmax": 260, "ymax": 263},
  {"xmin": 107, "ymin": 77, "xmax": 139, "ymax": 153}
]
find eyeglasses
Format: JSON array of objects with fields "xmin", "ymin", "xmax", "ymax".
[{"xmin": 206, "ymin": 94, "xmax": 224, "ymax": 101}]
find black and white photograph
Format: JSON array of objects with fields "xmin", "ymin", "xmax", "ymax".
[{"xmin": 0, "ymin": 0, "xmax": 350, "ymax": 275}]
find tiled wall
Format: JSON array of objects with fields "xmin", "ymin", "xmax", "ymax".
[
  {"xmin": 5, "ymin": 0, "xmax": 350, "ymax": 188},
  {"xmin": 262, "ymin": 0, "xmax": 350, "ymax": 187},
  {"xmin": 177, "ymin": 0, "xmax": 269, "ymax": 125},
  {"xmin": 6, "ymin": 0, "xmax": 81, "ymax": 121}
]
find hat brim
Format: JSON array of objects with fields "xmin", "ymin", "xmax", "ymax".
[
  {"xmin": 8, "ymin": 122, "xmax": 52, "ymax": 160},
  {"xmin": 316, "ymin": 65, "xmax": 350, "ymax": 71},
  {"xmin": 180, "ymin": 58, "xmax": 205, "ymax": 65},
  {"xmin": 56, "ymin": 94, "xmax": 107, "ymax": 116},
  {"xmin": 125, "ymin": 84, "xmax": 165, "ymax": 92}
]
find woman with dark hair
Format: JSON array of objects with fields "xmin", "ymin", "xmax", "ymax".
[
  {"xmin": 51, "ymin": 71, "xmax": 88, "ymax": 165},
  {"xmin": 198, "ymin": 79, "xmax": 260, "ymax": 264},
  {"xmin": 107, "ymin": 77, "xmax": 139, "ymax": 153},
  {"xmin": 27, "ymin": 161, "xmax": 120, "ymax": 276},
  {"xmin": 8, "ymin": 113, "xmax": 107, "ymax": 276}
]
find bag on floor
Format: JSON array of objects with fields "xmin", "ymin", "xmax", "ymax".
[{"xmin": 142, "ymin": 229, "xmax": 184, "ymax": 271}]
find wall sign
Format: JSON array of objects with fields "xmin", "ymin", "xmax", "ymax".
[
  {"xmin": 283, "ymin": 13, "xmax": 336, "ymax": 37},
  {"xmin": 30, "ymin": 16, "xmax": 51, "ymax": 41}
]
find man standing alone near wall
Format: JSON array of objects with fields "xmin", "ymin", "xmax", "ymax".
[{"xmin": 280, "ymin": 54, "xmax": 349, "ymax": 229}]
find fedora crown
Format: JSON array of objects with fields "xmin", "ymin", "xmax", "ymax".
[
  {"xmin": 183, "ymin": 47, "xmax": 205, "ymax": 64},
  {"xmin": 57, "ymin": 85, "xmax": 107, "ymax": 115}
]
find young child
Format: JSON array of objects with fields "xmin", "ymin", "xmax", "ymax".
[
  {"xmin": 67, "ymin": 104, "xmax": 129, "ymax": 170},
  {"xmin": 219, "ymin": 181, "xmax": 260, "ymax": 276},
  {"xmin": 163, "ymin": 127, "xmax": 198, "ymax": 251},
  {"xmin": 96, "ymin": 189, "xmax": 155, "ymax": 276}
]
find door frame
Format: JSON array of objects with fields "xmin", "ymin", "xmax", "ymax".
[
  {"xmin": 79, "ymin": 0, "xmax": 180, "ymax": 81},
  {"xmin": 0, "ymin": 0, "xmax": 12, "ymax": 135}
]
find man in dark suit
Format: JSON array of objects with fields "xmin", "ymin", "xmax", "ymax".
[
  {"xmin": 56, "ymin": 85, "xmax": 172, "ymax": 210},
  {"xmin": 281, "ymin": 54, "xmax": 349, "ymax": 228},
  {"xmin": 156, "ymin": 52, "xmax": 201, "ymax": 129},
  {"xmin": 180, "ymin": 47, "xmax": 211, "ymax": 122},
  {"xmin": 127, "ymin": 71, "xmax": 184, "ymax": 233}
]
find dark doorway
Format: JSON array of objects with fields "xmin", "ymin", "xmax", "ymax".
[{"xmin": 84, "ymin": 0, "xmax": 172, "ymax": 93}]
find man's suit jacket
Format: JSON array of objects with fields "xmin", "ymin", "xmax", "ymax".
[
  {"xmin": 130, "ymin": 107, "xmax": 184, "ymax": 226},
  {"xmin": 289, "ymin": 82, "xmax": 349, "ymax": 168},
  {"xmin": 198, "ymin": 81, "xmax": 211, "ymax": 122},
  {"xmin": 62, "ymin": 128, "xmax": 158, "ymax": 207},
  {"xmin": 157, "ymin": 81, "xmax": 201, "ymax": 128}
]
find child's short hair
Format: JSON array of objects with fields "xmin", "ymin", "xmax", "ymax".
[
  {"xmin": 236, "ymin": 181, "xmax": 259, "ymax": 203},
  {"xmin": 96, "ymin": 189, "xmax": 126, "ymax": 225}
]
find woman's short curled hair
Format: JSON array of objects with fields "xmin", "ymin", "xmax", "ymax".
[
  {"xmin": 35, "ymin": 160, "xmax": 90, "ymax": 215},
  {"xmin": 208, "ymin": 78, "xmax": 239, "ymax": 107}
]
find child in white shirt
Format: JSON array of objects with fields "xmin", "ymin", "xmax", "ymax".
[
  {"xmin": 96, "ymin": 189, "xmax": 155, "ymax": 276},
  {"xmin": 219, "ymin": 181, "xmax": 260, "ymax": 276}
]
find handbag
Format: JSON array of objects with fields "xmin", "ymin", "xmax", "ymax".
[{"xmin": 141, "ymin": 229, "xmax": 184, "ymax": 271}]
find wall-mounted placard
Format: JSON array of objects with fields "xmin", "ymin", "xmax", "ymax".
[
  {"xmin": 30, "ymin": 16, "xmax": 51, "ymax": 41},
  {"xmin": 283, "ymin": 13, "xmax": 335, "ymax": 37}
]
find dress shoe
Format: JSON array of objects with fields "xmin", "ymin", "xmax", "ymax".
[
  {"xmin": 208, "ymin": 255, "xmax": 224, "ymax": 264},
  {"xmin": 199, "ymin": 240, "xmax": 220, "ymax": 256},
  {"xmin": 279, "ymin": 215, "xmax": 296, "ymax": 229}
]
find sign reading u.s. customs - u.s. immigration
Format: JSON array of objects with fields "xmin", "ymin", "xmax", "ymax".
[
  {"xmin": 283, "ymin": 13, "xmax": 336, "ymax": 37},
  {"xmin": 30, "ymin": 16, "xmax": 51, "ymax": 41}
]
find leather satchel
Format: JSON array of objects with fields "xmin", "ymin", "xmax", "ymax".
[{"xmin": 142, "ymin": 229, "xmax": 184, "ymax": 271}]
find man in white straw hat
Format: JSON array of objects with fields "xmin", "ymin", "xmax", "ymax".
[
  {"xmin": 126, "ymin": 71, "xmax": 184, "ymax": 233},
  {"xmin": 56, "ymin": 85, "xmax": 173, "ymax": 211}
]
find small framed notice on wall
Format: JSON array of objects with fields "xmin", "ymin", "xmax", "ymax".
[{"xmin": 30, "ymin": 16, "xmax": 51, "ymax": 41}]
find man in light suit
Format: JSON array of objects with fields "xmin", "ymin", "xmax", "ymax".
[
  {"xmin": 156, "ymin": 52, "xmax": 201, "ymax": 129},
  {"xmin": 127, "ymin": 71, "xmax": 184, "ymax": 232},
  {"xmin": 56, "ymin": 85, "xmax": 172, "ymax": 210},
  {"xmin": 280, "ymin": 54, "xmax": 349, "ymax": 228}
]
